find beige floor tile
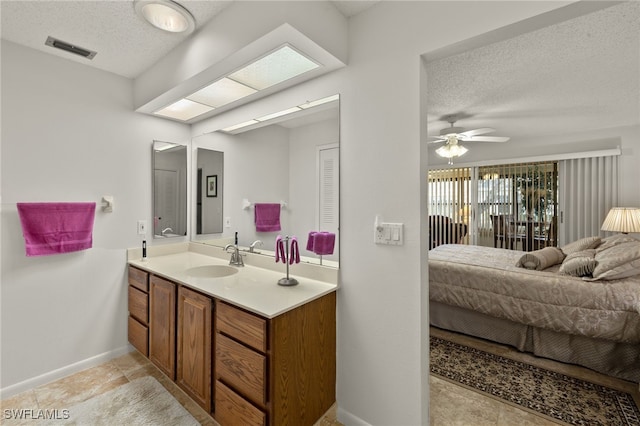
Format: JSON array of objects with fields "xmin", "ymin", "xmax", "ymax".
[
  {"xmin": 33, "ymin": 362, "xmax": 126, "ymax": 409},
  {"xmin": 111, "ymin": 350, "xmax": 149, "ymax": 377},
  {"xmin": 0, "ymin": 390, "xmax": 40, "ymax": 426}
]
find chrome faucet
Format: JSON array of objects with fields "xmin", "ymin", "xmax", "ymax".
[
  {"xmin": 161, "ymin": 227, "xmax": 174, "ymax": 236},
  {"xmin": 223, "ymin": 244, "xmax": 244, "ymax": 267},
  {"xmin": 249, "ymin": 240, "xmax": 263, "ymax": 253}
]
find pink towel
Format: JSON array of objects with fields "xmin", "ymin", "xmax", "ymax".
[
  {"xmin": 255, "ymin": 203, "xmax": 281, "ymax": 232},
  {"xmin": 275, "ymin": 235, "xmax": 286, "ymax": 263},
  {"xmin": 289, "ymin": 237, "xmax": 300, "ymax": 265},
  {"xmin": 306, "ymin": 231, "xmax": 318, "ymax": 251},
  {"xmin": 17, "ymin": 202, "xmax": 96, "ymax": 256},
  {"xmin": 311, "ymin": 232, "xmax": 335, "ymax": 255}
]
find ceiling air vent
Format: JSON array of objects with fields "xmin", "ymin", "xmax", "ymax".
[{"xmin": 45, "ymin": 36, "xmax": 97, "ymax": 60}]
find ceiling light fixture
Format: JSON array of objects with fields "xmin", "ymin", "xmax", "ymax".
[
  {"xmin": 221, "ymin": 94, "xmax": 339, "ymax": 133},
  {"xmin": 435, "ymin": 137, "xmax": 468, "ymax": 164},
  {"xmin": 134, "ymin": 0, "xmax": 195, "ymax": 34},
  {"xmin": 154, "ymin": 44, "xmax": 321, "ymax": 122}
]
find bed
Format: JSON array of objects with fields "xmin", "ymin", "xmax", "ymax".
[{"xmin": 428, "ymin": 234, "xmax": 640, "ymax": 383}]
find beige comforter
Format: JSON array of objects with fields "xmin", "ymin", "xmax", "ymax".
[{"xmin": 429, "ymin": 244, "xmax": 640, "ymax": 343}]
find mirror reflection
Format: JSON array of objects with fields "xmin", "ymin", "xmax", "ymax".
[
  {"xmin": 153, "ymin": 141, "xmax": 187, "ymax": 238},
  {"xmin": 196, "ymin": 148, "xmax": 224, "ymax": 235},
  {"xmin": 192, "ymin": 95, "xmax": 340, "ymax": 267}
]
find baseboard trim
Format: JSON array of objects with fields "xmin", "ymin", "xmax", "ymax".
[
  {"xmin": 0, "ymin": 345, "xmax": 133, "ymax": 400},
  {"xmin": 337, "ymin": 406, "xmax": 372, "ymax": 426}
]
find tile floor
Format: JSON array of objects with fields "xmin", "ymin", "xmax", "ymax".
[
  {"xmin": 2, "ymin": 332, "xmax": 638, "ymax": 425},
  {"xmin": 0, "ymin": 350, "xmax": 340, "ymax": 426}
]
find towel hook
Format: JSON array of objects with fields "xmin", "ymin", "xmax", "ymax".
[{"xmin": 101, "ymin": 196, "xmax": 114, "ymax": 213}]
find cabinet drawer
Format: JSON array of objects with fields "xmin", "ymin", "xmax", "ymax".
[
  {"xmin": 128, "ymin": 316, "xmax": 148, "ymax": 356},
  {"xmin": 216, "ymin": 301, "xmax": 267, "ymax": 353},
  {"xmin": 128, "ymin": 286, "xmax": 148, "ymax": 324},
  {"xmin": 128, "ymin": 266, "xmax": 148, "ymax": 293},
  {"xmin": 216, "ymin": 334, "xmax": 266, "ymax": 406},
  {"xmin": 215, "ymin": 381, "xmax": 265, "ymax": 426}
]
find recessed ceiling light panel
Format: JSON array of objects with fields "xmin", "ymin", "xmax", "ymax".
[
  {"xmin": 134, "ymin": 0, "xmax": 195, "ymax": 34},
  {"xmin": 187, "ymin": 78, "xmax": 257, "ymax": 108},
  {"xmin": 228, "ymin": 45, "xmax": 320, "ymax": 90},
  {"xmin": 155, "ymin": 98, "xmax": 213, "ymax": 121}
]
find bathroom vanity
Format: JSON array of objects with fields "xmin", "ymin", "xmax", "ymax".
[{"xmin": 126, "ymin": 244, "xmax": 337, "ymax": 426}]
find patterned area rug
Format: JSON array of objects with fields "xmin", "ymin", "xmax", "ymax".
[
  {"xmin": 430, "ymin": 336, "xmax": 640, "ymax": 426},
  {"xmin": 51, "ymin": 376, "xmax": 199, "ymax": 425}
]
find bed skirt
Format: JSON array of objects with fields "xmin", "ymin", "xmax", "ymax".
[{"xmin": 430, "ymin": 301, "xmax": 640, "ymax": 383}]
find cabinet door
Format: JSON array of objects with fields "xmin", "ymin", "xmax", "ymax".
[
  {"xmin": 149, "ymin": 276, "xmax": 176, "ymax": 380},
  {"xmin": 177, "ymin": 286, "xmax": 212, "ymax": 412}
]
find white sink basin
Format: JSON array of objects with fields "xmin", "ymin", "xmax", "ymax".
[{"xmin": 185, "ymin": 265, "xmax": 239, "ymax": 278}]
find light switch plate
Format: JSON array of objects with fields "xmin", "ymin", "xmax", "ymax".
[{"xmin": 374, "ymin": 222, "xmax": 404, "ymax": 245}]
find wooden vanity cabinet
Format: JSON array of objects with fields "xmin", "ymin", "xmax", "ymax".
[
  {"xmin": 149, "ymin": 275, "xmax": 177, "ymax": 380},
  {"xmin": 215, "ymin": 291, "xmax": 336, "ymax": 426},
  {"xmin": 177, "ymin": 286, "xmax": 213, "ymax": 412},
  {"xmin": 127, "ymin": 267, "xmax": 149, "ymax": 356},
  {"xmin": 127, "ymin": 265, "xmax": 336, "ymax": 425}
]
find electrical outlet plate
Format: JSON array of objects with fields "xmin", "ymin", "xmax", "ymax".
[
  {"xmin": 374, "ymin": 222, "xmax": 404, "ymax": 245},
  {"xmin": 137, "ymin": 220, "xmax": 147, "ymax": 235}
]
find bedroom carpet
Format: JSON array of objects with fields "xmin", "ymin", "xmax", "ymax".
[{"xmin": 430, "ymin": 335, "xmax": 640, "ymax": 426}]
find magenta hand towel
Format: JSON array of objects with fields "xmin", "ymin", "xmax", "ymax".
[
  {"xmin": 275, "ymin": 235, "xmax": 286, "ymax": 263},
  {"xmin": 306, "ymin": 231, "xmax": 317, "ymax": 251},
  {"xmin": 17, "ymin": 202, "xmax": 96, "ymax": 256},
  {"xmin": 289, "ymin": 237, "xmax": 300, "ymax": 265},
  {"xmin": 312, "ymin": 232, "xmax": 335, "ymax": 255},
  {"xmin": 255, "ymin": 203, "xmax": 281, "ymax": 232}
]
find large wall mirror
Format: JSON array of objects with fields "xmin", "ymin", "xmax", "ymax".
[
  {"xmin": 153, "ymin": 141, "xmax": 187, "ymax": 238},
  {"xmin": 192, "ymin": 94, "xmax": 340, "ymax": 267}
]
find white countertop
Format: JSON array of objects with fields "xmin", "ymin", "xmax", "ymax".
[{"xmin": 128, "ymin": 251, "xmax": 337, "ymax": 319}]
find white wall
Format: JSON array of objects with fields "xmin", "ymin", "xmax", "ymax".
[{"xmin": 0, "ymin": 40, "xmax": 191, "ymax": 395}]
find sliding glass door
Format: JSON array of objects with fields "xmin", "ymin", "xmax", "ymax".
[{"xmin": 428, "ymin": 161, "xmax": 558, "ymax": 251}]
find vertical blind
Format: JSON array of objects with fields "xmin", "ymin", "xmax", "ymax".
[{"xmin": 558, "ymin": 155, "xmax": 618, "ymax": 246}]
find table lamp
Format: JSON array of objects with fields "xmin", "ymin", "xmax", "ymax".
[{"xmin": 601, "ymin": 207, "xmax": 640, "ymax": 234}]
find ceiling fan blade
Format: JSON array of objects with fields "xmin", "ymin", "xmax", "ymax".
[
  {"xmin": 468, "ymin": 136, "xmax": 510, "ymax": 143},
  {"xmin": 427, "ymin": 139, "xmax": 447, "ymax": 144},
  {"xmin": 458, "ymin": 127, "xmax": 495, "ymax": 138}
]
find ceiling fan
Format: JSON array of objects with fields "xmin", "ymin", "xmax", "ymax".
[{"xmin": 429, "ymin": 117, "xmax": 510, "ymax": 164}]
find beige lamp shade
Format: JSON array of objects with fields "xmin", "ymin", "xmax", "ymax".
[{"xmin": 601, "ymin": 207, "xmax": 640, "ymax": 233}]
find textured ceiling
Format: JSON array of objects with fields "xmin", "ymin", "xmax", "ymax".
[
  {"xmin": 0, "ymin": 0, "xmax": 376, "ymax": 79},
  {"xmin": 426, "ymin": 1, "xmax": 640, "ymax": 145}
]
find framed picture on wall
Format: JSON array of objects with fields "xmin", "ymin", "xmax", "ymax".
[{"xmin": 206, "ymin": 175, "xmax": 217, "ymax": 197}]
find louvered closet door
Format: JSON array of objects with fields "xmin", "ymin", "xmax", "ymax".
[{"xmin": 318, "ymin": 146, "xmax": 339, "ymax": 260}]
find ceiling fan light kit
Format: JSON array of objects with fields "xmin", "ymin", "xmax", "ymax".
[{"xmin": 430, "ymin": 116, "xmax": 510, "ymax": 163}]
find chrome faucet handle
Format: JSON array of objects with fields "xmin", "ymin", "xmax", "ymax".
[
  {"xmin": 249, "ymin": 240, "xmax": 263, "ymax": 253},
  {"xmin": 224, "ymin": 244, "xmax": 244, "ymax": 266}
]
